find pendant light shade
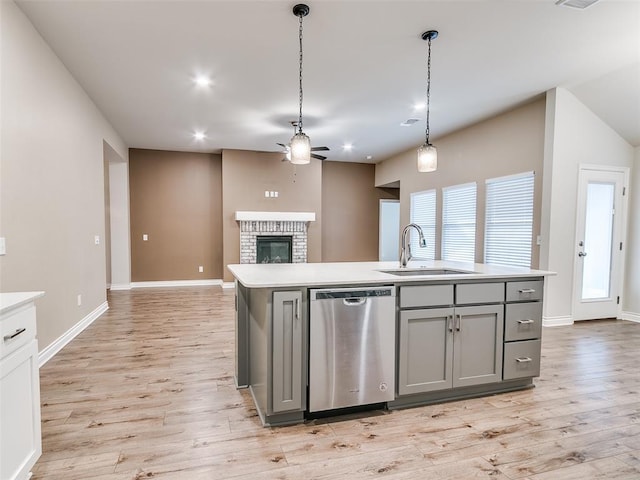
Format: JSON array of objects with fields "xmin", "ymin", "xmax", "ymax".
[
  {"xmin": 290, "ymin": 131, "xmax": 311, "ymax": 164},
  {"xmin": 417, "ymin": 143, "xmax": 437, "ymax": 172},
  {"xmin": 290, "ymin": 4, "xmax": 311, "ymax": 165},
  {"xmin": 418, "ymin": 29, "xmax": 438, "ymax": 173}
]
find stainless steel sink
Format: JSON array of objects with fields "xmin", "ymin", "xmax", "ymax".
[{"xmin": 379, "ymin": 268, "xmax": 475, "ymax": 276}]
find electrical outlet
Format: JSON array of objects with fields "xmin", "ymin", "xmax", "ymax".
[
  {"xmin": 77, "ymin": 294, "xmax": 82, "ymax": 306},
  {"xmin": 94, "ymin": 235, "xmax": 100, "ymax": 245},
  {"xmin": 143, "ymin": 234, "xmax": 148, "ymax": 241},
  {"xmin": 198, "ymin": 266, "xmax": 204, "ymax": 273}
]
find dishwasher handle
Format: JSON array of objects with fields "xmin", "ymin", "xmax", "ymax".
[{"xmin": 343, "ymin": 297, "xmax": 366, "ymax": 306}]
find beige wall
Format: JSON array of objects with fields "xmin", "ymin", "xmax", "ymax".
[
  {"xmin": 0, "ymin": 1, "xmax": 128, "ymax": 352},
  {"xmin": 322, "ymin": 161, "xmax": 398, "ymax": 262},
  {"xmin": 129, "ymin": 149, "xmax": 223, "ymax": 281},
  {"xmin": 221, "ymin": 149, "xmax": 322, "ymax": 281},
  {"xmin": 376, "ymin": 98, "xmax": 546, "ymax": 267}
]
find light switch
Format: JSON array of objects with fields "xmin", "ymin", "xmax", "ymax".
[
  {"xmin": 274, "ymin": 191, "xmax": 279, "ymax": 198},
  {"xmin": 143, "ymin": 234, "xmax": 148, "ymax": 241},
  {"xmin": 264, "ymin": 191, "xmax": 269, "ymax": 198},
  {"xmin": 536, "ymin": 235, "xmax": 542, "ymax": 246},
  {"xmin": 198, "ymin": 266, "xmax": 204, "ymax": 273},
  {"xmin": 94, "ymin": 235, "xmax": 100, "ymax": 245},
  {"xmin": 0, "ymin": 237, "xmax": 5, "ymax": 255}
]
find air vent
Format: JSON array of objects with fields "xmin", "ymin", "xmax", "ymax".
[
  {"xmin": 555, "ymin": 0, "xmax": 600, "ymax": 9},
  {"xmin": 400, "ymin": 118, "xmax": 420, "ymax": 127}
]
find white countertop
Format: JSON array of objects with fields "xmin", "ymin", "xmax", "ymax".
[
  {"xmin": 0, "ymin": 291, "xmax": 45, "ymax": 316},
  {"xmin": 227, "ymin": 260, "xmax": 555, "ymax": 288}
]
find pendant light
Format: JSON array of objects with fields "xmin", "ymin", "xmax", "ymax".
[
  {"xmin": 290, "ymin": 4, "xmax": 311, "ymax": 165},
  {"xmin": 417, "ymin": 30, "xmax": 438, "ymax": 173}
]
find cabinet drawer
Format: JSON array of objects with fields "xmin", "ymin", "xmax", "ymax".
[
  {"xmin": 1, "ymin": 305, "xmax": 37, "ymax": 360},
  {"xmin": 505, "ymin": 303, "xmax": 542, "ymax": 341},
  {"xmin": 400, "ymin": 285, "xmax": 453, "ymax": 308},
  {"xmin": 503, "ymin": 340, "xmax": 541, "ymax": 380},
  {"xmin": 456, "ymin": 283, "xmax": 504, "ymax": 305},
  {"xmin": 506, "ymin": 280, "xmax": 543, "ymax": 302}
]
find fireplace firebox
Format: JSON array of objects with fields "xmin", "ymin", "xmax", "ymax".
[{"xmin": 256, "ymin": 236, "xmax": 292, "ymax": 264}]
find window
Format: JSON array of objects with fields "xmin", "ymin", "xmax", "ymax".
[
  {"xmin": 410, "ymin": 189, "xmax": 436, "ymax": 260},
  {"xmin": 442, "ymin": 182, "xmax": 477, "ymax": 262},
  {"xmin": 484, "ymin": 172, "xmax": 535, "ymax": 267}
]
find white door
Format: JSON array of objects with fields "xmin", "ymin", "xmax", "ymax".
[
  {"xmin": 379, "ymin": 200, "xmax": 400, "ymax": 261},
  {"xmin": 573, "ymin": 166, "xmax": 627, "ymax": 321}
]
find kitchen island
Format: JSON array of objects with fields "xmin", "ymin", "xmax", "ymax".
[{"xmin": 228, "ymin": 260, "xmax": 554, "ymax": 426}]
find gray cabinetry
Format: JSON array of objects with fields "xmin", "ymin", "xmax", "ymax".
[
  {"xmin": 398, "ymin": 307, "xmax": 453, "ymax": 395},
  {"xmin": 397, "ymin": 284, "xmax": 504, "ymax": 396},
  {"xmin": 503, "ymin": 278, "xmax": 543, "ymax": 380},
  {"xmin": 272, "ymin": 291, "xmax": 304, "ymax": 413},
  {"xmin": 247, "ymin": 288, "xmax": 306, "ymax": 425}
]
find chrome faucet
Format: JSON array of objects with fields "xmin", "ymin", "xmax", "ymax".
[{"xmin": 400, "ymin": 223, "xmax": 426, "ymax": 268}]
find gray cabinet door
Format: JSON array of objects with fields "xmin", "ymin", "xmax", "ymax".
[
  {"xmin": 452, "ymin": 305, "xmax": 504, "ymax": 388},
  {"xmin": 398, "ymin": 308, "xmax": 454, "ymax": 395},
  {"xmin": 272, "ymin": 291, "xmax": 303, "ymax": 413}
]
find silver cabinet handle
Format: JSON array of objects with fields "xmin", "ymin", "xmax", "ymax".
[
  {"xmin": 455, "ymin": 314, "xmax": 461, "ymax": 332},
  {"xmin": 294, "ymin": 298, "xmax": 300, "ymax": 320},
  {"xmin": 4, "ymin": 328, "xmax": 26, "ymax": 342},
  {"xmin": 447, "ymin": 315, "xmax": 453, "ymax": 333},
  {"xmin": 516, "ymin": 357, "xmax": 532, "ymax": 363},
  {"xmin": 517, "ymin": 319, "xmax": 535, "ymax": 325},
  {"xmin": 519, "ymin": 288, "xmax": 536, "ymax": 294}
]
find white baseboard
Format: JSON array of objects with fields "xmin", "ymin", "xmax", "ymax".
[
  {"xmin": 620, "ymin": 311, "xmax": 640, "ymax": 323},
  {"xmin": 222, "ymin": 282, "xmax": 236, "ymax": 289},
  {"xmin": 38, "ymin": 301, "xmax": 108, "ymax": 367},
  {"xmin": 130, "ymin": 279, "xmax": 223, "ymax": 288},
  {"xmin": 543, "ymin": 315, "xmax": 574, "ymax": 327},
  {"xmin": 109, "ymin": 283, "xmax": 132, "ymax": 291}
]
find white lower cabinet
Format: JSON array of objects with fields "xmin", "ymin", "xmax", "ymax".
[{"xmin": 1, "ymin": 295, "xmax": 43, "ymax": 480}]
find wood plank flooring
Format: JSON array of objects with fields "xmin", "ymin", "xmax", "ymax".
[{"xmin": 33, "ymin": 287, "xmax": 640, "ymax": 479}]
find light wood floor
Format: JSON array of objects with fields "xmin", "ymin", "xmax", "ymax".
[{"xmin": 33, "ymin": 287, "xmax": 640, "ymax": 479}]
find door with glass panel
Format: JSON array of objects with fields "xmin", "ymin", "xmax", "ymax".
[{"xmin": 573, "ymin": 167, "xmax": 626, "ymax": 321}]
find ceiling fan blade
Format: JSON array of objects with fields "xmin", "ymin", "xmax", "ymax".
[
  {"xmin": 311, "ymin": 153, "xmax": 327, "ymax": 161},
  {"xmin": 311, "ymin": 146, "xmax": 330, "ymax": 151}
]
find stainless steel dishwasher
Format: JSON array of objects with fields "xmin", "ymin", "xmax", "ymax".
[{"xmin": 309, "ymin": 286, "xmax": 395, "ymax": 412}]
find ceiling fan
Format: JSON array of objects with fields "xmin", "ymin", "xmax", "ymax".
[{"xmin": 277, "ymin": 121, "xmax": 330, "ymax": 161}]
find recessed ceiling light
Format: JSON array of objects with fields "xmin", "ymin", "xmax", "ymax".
[
  {"xmin": 193, "ymin": 131, "xmax": 206, "ymax": 141},
  {"xmin": 194, "ymin": 75, "xmax": 212, "ymax": 87},
  {"xmin": 343, "ymin": 143, "xmax": 353, "ymax": 151},
  {"xmin": 366, "ymin": 155, "xmax": 373, "ymax": 160},
  {"xmin": 413, "ymin": 102, "xmax": 426, "ymax": 111}
]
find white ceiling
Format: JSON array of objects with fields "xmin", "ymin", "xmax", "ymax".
[{"xmin": 16, "ymin": 0, "xmax": 640, "ymax": 163}]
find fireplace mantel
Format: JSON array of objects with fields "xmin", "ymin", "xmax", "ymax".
[
  {"xmin": 237, "ymin": 212, "xmax": 313, "ymax": 264},
  {"xmin": 235, "ymin": 211, "xmax": 316, "ymax": 222}
]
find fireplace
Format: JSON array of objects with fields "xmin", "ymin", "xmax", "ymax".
[
  {"xmin": 256, "ymin": 236, "xmax": 292, "ymax": 264},
  {"xmin": 236, "ymin": 211, "xmax": 315, "ymax": 264}
]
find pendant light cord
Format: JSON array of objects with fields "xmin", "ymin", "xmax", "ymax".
[
  {"xmin": 298, "ymin": 13, "xmax": 304, "ymax": 134},
  {"xmin": 425, "ymin": 36, "xmax": 432, "ymax": 145}
]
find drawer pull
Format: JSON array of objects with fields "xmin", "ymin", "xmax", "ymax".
[
  {"xmin": 516, "ymin": 357, "xmax": 532, "ymax": 363},
  {"xmin": 519, "ymin": 288, "xmax": 536, "ymax": 294},
  {"xmin": 3, "ymin": 328, "xmax": 26, "ymax": 342},
  {"xmin": 455, "ymin": 314, "xmax": 461, "ymax": 332},
  {"xmin": 517, "ymin": 319, "xmax": 535, "ymax": 325},
  {"xmin": 447, "ymin": 315, "xmax": 454, "ymax": 333}
]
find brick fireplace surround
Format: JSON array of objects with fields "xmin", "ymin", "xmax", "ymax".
[{"xmin": 236, "ymin": 211, "xmax": 315, "ymax": 264}]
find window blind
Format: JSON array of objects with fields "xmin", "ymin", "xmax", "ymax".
[
  {"xmin": 442, "ymin": 182, "xmax": 477, "ymax": 262},
  {"xmin": 484, "ymin": 171, "xmax": 534, "ymax": 267},
  {"xmin": 410, "ymin": 189, "xmax": 436, "ymax": 260}
]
